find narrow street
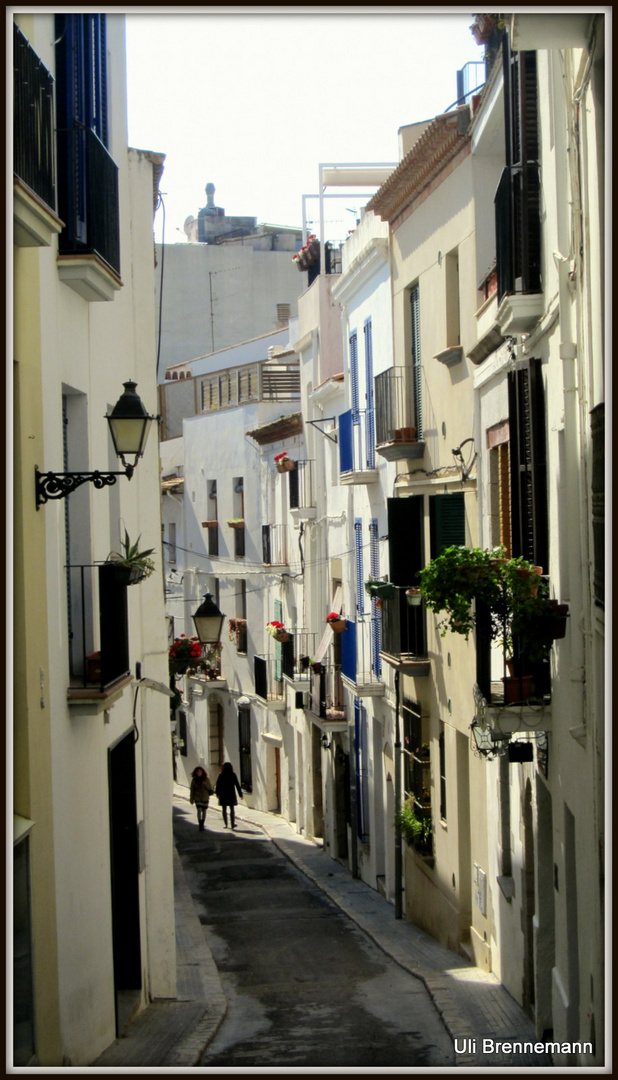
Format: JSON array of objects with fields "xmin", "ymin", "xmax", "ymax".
[{"xmin": 173, "ymin": 801, "xmax": 455, "ymax": 1069}]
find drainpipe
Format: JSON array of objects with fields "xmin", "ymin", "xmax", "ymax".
[
  {"xmin": 394, "ymin": 670, "xmax": 402, "ymax": 919},
  {"xmin": 553, "ymin": 250, "xmax": 586, "ymax": 727}
]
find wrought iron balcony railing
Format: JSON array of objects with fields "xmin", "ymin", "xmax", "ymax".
[
  {"xmin": 380, "ymin": 589, "xmax": 429, "ymax": 674},
  {"xmin": 56, "ymin": 126, "xmax": 120, "ymax": 276},
  {"xmin": 67, "ymin": 563, "xmax": 130, "ymax": 690},
  {"xmin": 13, "ymin": 23, "xmax": 56, "ymax": 211},
  {"xmin": 374, "ymin": 368, "xmax": 423, "ymax": 459}
]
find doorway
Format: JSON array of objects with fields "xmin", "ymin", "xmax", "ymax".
[{"xmin": 108, "ymin": 732, "xmax": 142, "ymax": 1034}]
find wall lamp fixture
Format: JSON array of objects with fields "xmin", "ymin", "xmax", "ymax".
[
  {"xmin": 193, "ymin": 593, "xmax": 225, "ymax": 646},
  {"xmin": 35, "ymin": 381, "xmax": 157, "ymax": 509}
]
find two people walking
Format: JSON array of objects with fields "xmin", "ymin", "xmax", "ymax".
[{"xmin": 190, "ymin": 761, "xmax": 243, "ymax": 831}]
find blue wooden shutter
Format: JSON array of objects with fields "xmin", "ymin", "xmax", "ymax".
[
  {"xmin": 339, "ymin": 409, "xmax": 353, "ymax": 473},
  {"xmin": 354, "ymin": 519, "xmax": 364, "ymax": 614},
  {"xmin": 340, "ymin": 621, "xmax": 357, "ymax": 682},
  {"xmin": 369, "ymin": 519, "xmax": 381, "ymax": 676},
  {"xmin": 410, "ymin": 286, "xmax": 422, "ymax": 439},
  {"xmin": 350, "ymin": 332, "xmax": 360, "ymax": 424},
  {"xmin": 364, "ymin": 319, "xmax": 376, "ymax": 469}
]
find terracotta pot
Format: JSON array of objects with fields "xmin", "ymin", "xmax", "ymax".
[
  {"xmin": 86, "ymin": 651, "xmax": 101, "ymax": 683},
  {"xmin": 276, "ymin": 458, "xmax": 295, "ymax": 473},
  {"xmin": 328, "ymin": 618, "xmax": 347, "ymax": 634},
  {"xmin": 502, "ymin": 674, "xmax": 534, "ymax": 704},
  {"xmin": 274, "ymin": 630, "xmax": 291, "ymax": 643},
  {"xmin": 394, "ymin": 426, "xmax": 417, "ymax": 442}
]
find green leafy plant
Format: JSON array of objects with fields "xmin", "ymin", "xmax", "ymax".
[
  {"xmin": 419, "ymin": 545, "xmax": 558, "ymax": 665},
  {"xmin": 107, "ymin": 530, "xmax": 155, "ymax": 578},
  {"xmin": 395, "ymin": 799, "xmax": 433, "ymax": 854}
]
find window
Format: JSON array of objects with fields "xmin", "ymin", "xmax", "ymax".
[
  {"xmin": 238, "ymin": 705, "xmax": 253, "ymax": 792},
  {"xmin": 177, "ymin": 710, "xmax": 188, "ymax": 758},
  {"xmin": 355, "ymin": 700, "xmax": 370, "ymax": 844},
  {"xmin": 487, "ymin": 424, "xmax": 512, "ymax": 555},
  {"xmin": 55, "ymin": 15, "xmax": 120, "ymax": 274},
  {"xmin": 410, "ymin": 285, "xmax": 423, "ymax": 438},
  {"xmin": 168, "ymin": 523, "xmax": 177, "ymax": 565},
  {"xmin": 590, "ymin": 403, "xmax": 604, "ymax": 607},
  {"xmin": 13, "ymin": 838, "xmax": 35, "ymax": 1066},
  {"xmin": 402, "ymin": 699, "xmax": 422, "ymax": 796},
  {"xmin": 385, "ymin": 497, "xmax": 426, "ymax": 659},
  {"xmin": 445, "ymin": 249, "xmax": 460, "ymax": 346},
  {"xmin": 439, "ymin": 722, "xmax": 447, "ymax": 821}
]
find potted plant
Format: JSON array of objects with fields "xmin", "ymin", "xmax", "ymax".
[
  {"xmin": 395, "ymin": 798, "xmax": 433, "ymax": 858},
  {"xmin": 419, "ymin": 546, "xmax": 567, "ymax": 701},
  {"xmin": 169, "ymin": 635, "xmax": 203, "ymax": 675},
  {"xmin": 365, "ymin": 580, "xmax": 395, "ymax": 601},
  {"xmin": 266, "ymin": 620, "xmax": 290, "ymax": 643},
  {"xmin": 310, "ymin": 660, "xmax": 323, "ymax": 675},
  {"xmin": 107, "ymin": 530, "xmax": 156, "ymax": 585},
  {"xmin": 226, "ymin": 518, "xmax": 245, "ymax": 528},
  {"xmin": 326, "ymin": 611, "xmax": 347, "ymax": 633},
  {"xmin": 406, "ymin": 587, "xmax": 422, "ymax": 606},
  {"xmin": 274, "ymin": 451, "xmax": 296, "ymax": 474}
]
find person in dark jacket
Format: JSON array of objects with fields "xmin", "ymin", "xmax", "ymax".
[
  {"xmin": 215, "ymin": 761, "xmax": 243, "ymax": 829},
  {"xmin": 190, "ymin": 765, "xmax": 215, "ymax": 831}
]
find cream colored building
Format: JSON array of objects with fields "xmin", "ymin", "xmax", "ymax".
[{"xmin": 13, "ymin": 14, "xmax": 175, "ymax": 1066}]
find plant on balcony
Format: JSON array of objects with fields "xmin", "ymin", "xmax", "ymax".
[
  {"xmin": 395, "ymin": 798, "xmax": 433, "ymax": 856},
  {"xmin": 266, "ymin": 620, "xmax": 290, "ymax": 643},
  {"xmin": 293, "ymin": 235, "xmax": 319, "ymax": 270},
  {"xmin": 226, "ymin": 518, "xmax": 245, "ymax": 528},
  {"xmin": 107, "ymin": 529, "xmax": 155, "ymax": 585},
  {"xmin": 228, "ymin": 617, "xmax": 247, "ymax": 648},
  {"xmin": 326, "ymin": 612, "xmax": 347, "ymax": 633},
  {"xmin": 274, "ymin": 452, "xmax": 295, "ymax": 474},
  {"xmin": 169, "ymin": 635, "xmax": 203, "ymax": 675},
  {"xmin": 418, "ymin": 545, "xmax": 568, "ymax": 669},
  {"xmin": 365, "ymin": 580, "xmax": 396, "ymax": 601}
]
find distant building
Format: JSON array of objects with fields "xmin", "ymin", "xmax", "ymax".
[{"xmin": 155, "ymin": 184, "xmax": 306, "ymax": 375}]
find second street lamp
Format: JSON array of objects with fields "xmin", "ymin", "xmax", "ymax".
[{"xmin": 193, "ymin": 593, "xmax": 225, "ymax": 646}]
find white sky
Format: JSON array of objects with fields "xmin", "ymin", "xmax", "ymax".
[{"xmin": 125, "ymin": 8, "xmax": 485, "ymax": 244}]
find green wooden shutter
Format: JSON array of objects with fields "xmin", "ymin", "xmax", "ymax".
[{"xmin": 429, "ymin": 493, "xmax": 465, "ymax": 558}]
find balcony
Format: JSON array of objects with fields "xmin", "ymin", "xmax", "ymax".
[
  {"xmin": 495, "ymin": 163, "xmax": 543, "ymax": 334},
  {"xmin": 262, "ymin": 523, "xmax": 289, "ymax": 566},
  {"xmin": 339, "ymin": 618, "xmax": 384, "ymax": 697},
  {"xmin": 374, "ymin": 368, "xmax": 425, "ymax": 461},
  {"xmin": 303, "ymin": 659, "xmax": 348, "ymax": 726},
  {"xmin": 67, "ymin": 563, "xmax": 132, "ymax": 702},
  {"xmin": 13, "ymin": 24, "xmax": 62, "ymax": 247},
  {"xmin": 278, "ymin": 630, "xmax": 318, "ymax": 682},
  {"xmin": 289, "ymin": 460, "xmax": 316, "ymax": 520},
  {"xmin": 56, "ymin": 126, "xmax": 121, "ymax": 300},
  {"xmin": 380, "ymin": 589, "xmax": 430, "ymax": 676},
  {"xmin": 254, "ymin": 655, "xmax": 287, "ymax": 711},
  {"xmin": 338, "ymin": 409, "xmax": 379, "ymax": 484}
]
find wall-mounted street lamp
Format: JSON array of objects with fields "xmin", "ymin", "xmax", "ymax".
[
  {"xmin": 35, "ymin": 381, "xmax": 157, "ymax": 509},
  {"xmin": 192, "ymin": 593, "xmax": 225, "ymax": 646}
]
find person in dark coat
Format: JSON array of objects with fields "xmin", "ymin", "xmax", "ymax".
[
  {"xmin": 215, "ymin": 761, "xmax": 243, "ymax": 829},
  {"xmin": 189, "ymin": 766, "xmax": 215, "ymax": 831}
]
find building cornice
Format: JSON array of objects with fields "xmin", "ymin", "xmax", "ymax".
[
  {"xmin": 331, "ymin": 237, "xmax": 390, "ymax": 305},
  {"xmin": 366, "ymin": 106, "xmax": 471, "ymax": 225},
  {"xmin": 245, "ymin": 411, "xmax": 303, "ymax": 445}
]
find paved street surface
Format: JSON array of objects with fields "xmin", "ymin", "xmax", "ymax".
[
  {"xmin": 93, "ymin": 792, "xmax": 553, "ymax": 1068},
  {"xmin": 176, "ymin": 801, "xmax": 454, "ymax": 1068}
]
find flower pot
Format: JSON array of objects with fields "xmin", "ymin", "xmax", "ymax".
[
  {"xmin": 276, "ymin": 458, "xmax": 295, "ymax": 473},
  {"xmin": 366, "ymin": 581, "xmax": 395, "ymax": 601},
  {"xmin": 110, "ymin": 563, "xmax": 147, "ymax": 586},
  {"xmin": 406, "ymin": 588, "xmax": 422, "ymax": 607},
  {"xmin": 311, "ymin": 662, "xmax": 323, "ymax": 675},
  {"xmin": 328, "ymin": 618, "xmax": 347, "ymax": 634},
  {"xmin": 394, "ymin": 426, "xmax": 417, "ymax": 442},
  {"xmin": 502, "ymin": 674, "xmax": 534, "ymax": 704},
  {"xmin": 86, "ymin": 651, "xmax": 101, "ymax": 683},
  {"xmin": 274, "ymin": 630, "xmax": 291, "ymax": 643}
]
